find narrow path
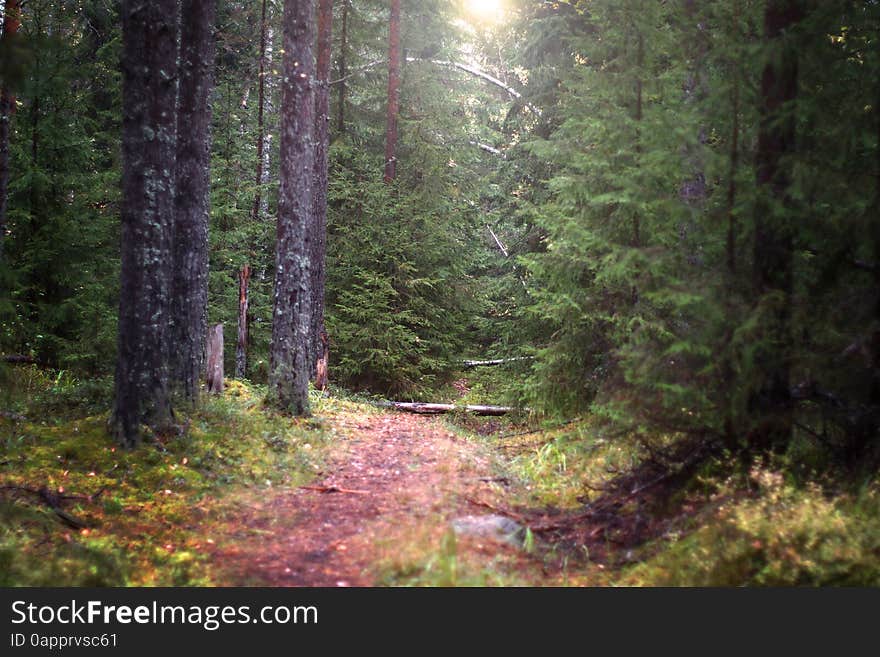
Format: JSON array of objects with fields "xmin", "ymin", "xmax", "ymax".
[{"xmin": 207, "ymin": 412, "xmax": 542, "ymax": 586}]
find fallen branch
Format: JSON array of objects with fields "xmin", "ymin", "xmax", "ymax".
[
  {"xmin": 329, "ymin": 57, "xmax": 541, "ymax": 116},
  {"xmin": 377, "ymin": 401, "xmax": 515, "ymax": 416},
  {"xmin": 1, "ymin": 410, "xmax": 27, "ymax": 422},
  {"xmin": 0, "ymin": 484, "xmax": 89, "ymax": 529},
  {"xmin": 300, "ymin": 484, "xmax": 370, "ymax": 495},
  {"xmin": 462, "ymin": 357, "xmax": 533, "ymax": 367}
]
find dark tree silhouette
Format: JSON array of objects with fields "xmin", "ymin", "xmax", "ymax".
[
  {"xmin": 172, "ymin": 0, "xmax": 216, "ymax": 402},
  {"xmin": 749, "ymin": 0, "xmax": 803, "ymax": 450},
  {"xmin": 112, "ymin": 0, "xmax": 179, "ymax": 446}
]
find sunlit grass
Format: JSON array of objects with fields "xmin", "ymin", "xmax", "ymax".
[{"xmin": 0, "ymin": 367, "xmax": 355, "ymax": 586}]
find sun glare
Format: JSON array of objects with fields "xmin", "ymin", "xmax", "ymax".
[{"xmin": 467, "ymin": 0, "xmax": 505, "ymax": 23}]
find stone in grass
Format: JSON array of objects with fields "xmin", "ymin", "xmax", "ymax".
[{"xmin": 450, "ymin": 514, "xmax": 526, "ymax": 548}]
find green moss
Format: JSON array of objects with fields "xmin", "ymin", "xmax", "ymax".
[{"xmin": 0, "ymin": 368, "xmax": 352, "ymax": 586}]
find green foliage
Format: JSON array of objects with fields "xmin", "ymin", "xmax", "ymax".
[
  {"xmin": 326, "ymin": 140, "xmax": 478, "ymax": 396},
  {"xmin": 624, "ymin": 470, "xmax": 880, "ymax": 586},
  {"xmin": 1, "ymin": 0, "xmax": 121, "ymax": 372},
  {"xmin": 493, "ymin": 0, "xmax": 880, "ymax": 471}
]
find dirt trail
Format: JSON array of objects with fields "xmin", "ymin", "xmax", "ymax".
[{"xmin": 207, "ymin": 412, "xmax": 543, "ymax": 586}]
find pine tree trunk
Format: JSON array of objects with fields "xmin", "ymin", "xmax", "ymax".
[
  {"xmin": 749, "ymin": 0, "xmax": 803, "ymax": 451},
  {"xmin": 268, "ymin": 0, "xmax": 315, "ymax": 416},
  {"xmin": 172, "ymin": 0, "xmax": 215, "ymax": 403},
  {"xmin": 112, "ymin": 0, "xmax": 179, "ymax": 447},
  {"xmin": 311, "ymin": 0, "xmax": 332, "ymax": 376},
  {"xmin": 0, "ymin": 0, "xmax": 20, "ymax": 261},
  {"xmin": 235, "ymin": 264, "xmax": 250, "ymax": 378},
  {"xmin": 383, "ymin": 0, "xmax": 401, "ymax": 183}
]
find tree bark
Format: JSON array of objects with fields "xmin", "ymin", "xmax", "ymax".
[
  {"xmin": 112, "ymin": 0, "xmax": 179, "ymax": 447},
  {"xmin": 268, "ymin": 0, "xmax": 315, "ymax": 416},
  {"xmin": 206, "ymin": 323, "xmax": 224, "ymax": 394},
  {"xmin": 311, "ymin": 0, "xmax": 332, "ymax": 377},
  {"xmin": 749, "ymin": 0, "xmax": 803, "ymax": 450},
  {"xmin": 235, "ymin": 264, "xmax": 250, "ymax": 379},
  {"xmin": 383, "ymin": 0, "xmax": 401, "ymax": 183},
  {"xmin": 0, "ymin": 0, "xmax": 21, "ymax": 261},
  {"xmin": 172, "ymin": 0, "xmax": 215, "ymax": 403}
]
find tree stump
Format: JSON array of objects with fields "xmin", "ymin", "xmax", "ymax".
[
  {"xmin": 315, "ymin": 329, "xmax": 329, "ymax": 391},
  {"xmin": 206, "ymin": 323, "xmax": 224, "ymax": 394}
]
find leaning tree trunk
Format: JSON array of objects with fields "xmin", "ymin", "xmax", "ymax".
[
  {"xmin": 112, "ymin": 0, "xmax": 179, "ymax": 447},
  {"xmin": 749, "ymin": 0, "xmax": 803, "ymax": 451},
  {"xmin": 0, "ymin": 0, "xmax": 21, "ymax": 261},
  {"xmin": 172, "ymin": 0, "xmax": 215, "ymax": 403},
  {"xmin": 383, "ymin": 0, "xmax": 401, "ymax": 183},
  {"xmin": 268, "ymin": 0, "xmax": 315, "ymax": 416},
  {"xmin": 310, "ymin": 0, "xmax": 332, "ymax": 377}
]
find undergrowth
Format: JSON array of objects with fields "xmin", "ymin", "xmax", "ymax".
[
  {"xmin": 443, "ymin": 392, "xmax": 880, "ymax": 586},
  {"xmin": 0, "ymin": 366, "xmax": 354, "ymax": 586},
  {"xmin": 5, "ymin": 365, "xmax": 879, "ymax": 587},
  {"xmin": 621, "ymin": 467, "xmax": 880, "ymax": 586}
]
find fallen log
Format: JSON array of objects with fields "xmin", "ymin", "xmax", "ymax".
[
  {"xmin": 378, "ymin": 401, "xmax": 515, "ymax": 416},
  {"xmin": 462, "ymin": 357, "xmax": 533, "ymax": 368}
]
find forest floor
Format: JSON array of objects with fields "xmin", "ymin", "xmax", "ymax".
[
  {"xmin": 206, "ymin": 411, "xmax": 558, "ymax": 586},
  {"xmin": 4, "ymin": 366, "xmax": 879, "ymax": 587}
]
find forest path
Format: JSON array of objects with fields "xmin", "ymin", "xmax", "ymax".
[{"xmin": 206, "ymin": 411, "xmax": 545, "ymax": 586}]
